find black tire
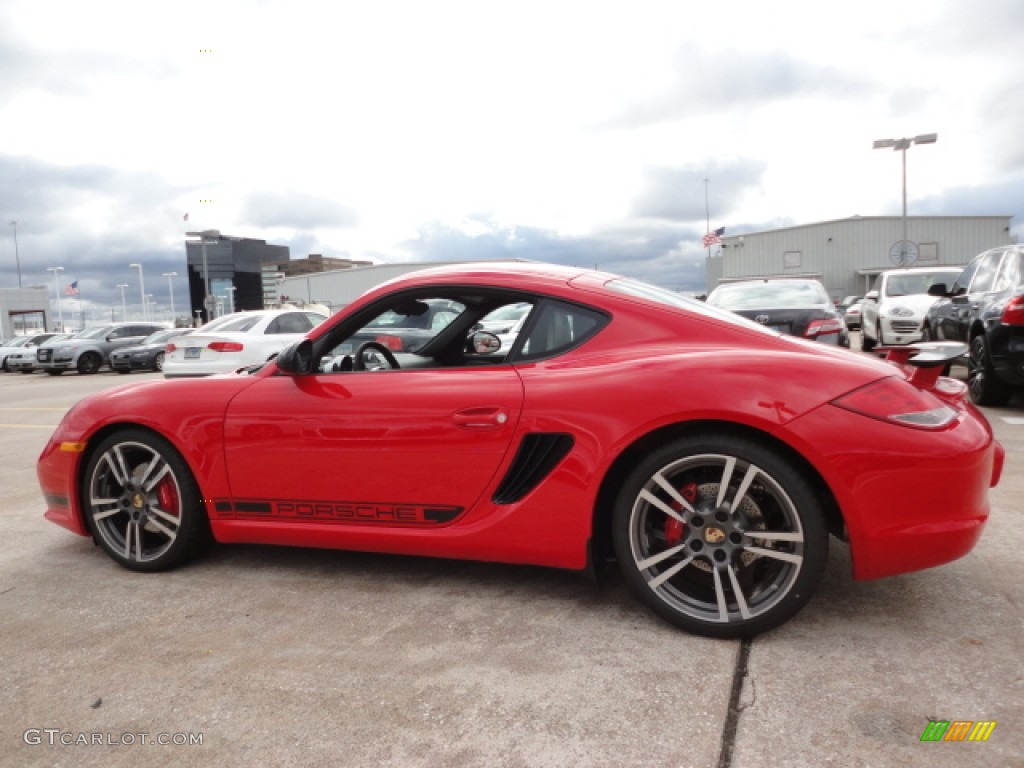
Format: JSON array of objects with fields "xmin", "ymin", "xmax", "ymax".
[
  {"xmin": 82, "ymin": 429, "xmax": 211, "ymax": 572},
  {"xmin": 967, "ymin": 334, "xmax": 1013, "ymax": 407},
  {"xmin": 46, "ymin": 370, "xmax": 63, "ymax": 376},
  {"xmin": 153, "ymin": 352, "xmax": 165, "ymax": 372},
  {"xmin": 77, "ymin": 352, "xmax": 102, "ymax": 375},
  {"xmin": 860, "ymin": 327, "xmax": 875, "ymax": 352},
  {"xmin": 612, "ymin": 434, "xmax": 828, "ymax": 638}
]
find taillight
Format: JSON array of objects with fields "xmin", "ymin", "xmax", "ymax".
[
  {"xmin": 832, "ymin": 377, "xmax": 957, "ymax": 429},
  {"xmin": 805, "ymin": 318, "xmax": 843, "ymax": 337},
  {"xmin": 374, "ymin": 335, "xmax": 403, "ymax": 351},
  {"xmin": 166, "ymin": 343, "xmax": 177, "ymax": 353},
  {"xmin": 1002, "ymin": 296, "xmax": 1024, "ymax": 326},
  {"xmin": 208, "ymin": 342, "xmax": 244, "ymax": 352}
]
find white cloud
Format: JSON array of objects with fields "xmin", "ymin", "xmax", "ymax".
[{"xmin": 1, "ymin": 0, "xmax": 1021, "ymax": 307}]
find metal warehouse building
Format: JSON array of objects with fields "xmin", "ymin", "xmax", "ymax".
[{"xmin": 707, "ymin": 215, "xmax": 1015, "ymax": 302}]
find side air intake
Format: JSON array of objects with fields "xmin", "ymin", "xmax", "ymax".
[{"xmin": 493, "ymin": 433, "xmax": 575, "ymax": 505}]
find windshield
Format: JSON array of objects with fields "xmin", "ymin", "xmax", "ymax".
[
  {"xmin": 73, "ymin": 326, "xmax": 113, "ymax": 340},
  {"xmin": 885, "ymin": 270, "xmax": 961, "ymax": 297}
]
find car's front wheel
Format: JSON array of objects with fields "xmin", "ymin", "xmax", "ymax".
[
  {"xmin": 968, "ymin": 333, "xmax": 1013, "ymax": 407},
  {"xmin": 82, "ymin": 429, "xmax": 211, "ymax": 572},
  {"xmin": 612, "ymin": 434, "xmax": 828, "ymax": 638},
  {"xmin": 77, "ymin": 352, "xmax": 102, "ymax": 375}
]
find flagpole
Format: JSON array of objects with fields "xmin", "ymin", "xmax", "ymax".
[{"xmin": 704, "ymin": 178, "xmax": 711, "ymax": 258}]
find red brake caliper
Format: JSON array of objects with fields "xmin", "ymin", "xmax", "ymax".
[
  {"xmin": 665, "ymin": 482, "xmax": 698, "ymax": 545},
  {"xmin": 156, "ymin": 478, "xmax": 180, "ymax": 518}
]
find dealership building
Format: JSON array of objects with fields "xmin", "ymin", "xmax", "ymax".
[{"xmin": 707, "ymin": 215, "xmax": 1015, "ymax": 301}]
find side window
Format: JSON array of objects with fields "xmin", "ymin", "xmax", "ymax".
[
  {"xmin": 267, "ymin": 313, "xmax": 311, "ymax": 334},
  {"xmin": 951, "ymin": 259, "xmax": 980, "ymax": 296},
  {"xmin": 108, "ymin": 327, "xmax": 130, "ymax": 339},
  {"xmin": 969, "ymin": 252, "xmax": 1001, "ymax": 294},
  {"xmin": 993, "ymin": 252, "xmax": 1018, "ymax": 292},
  {"xmin": 516, "ymin": 301, "xmax": 606, "ymax": 361}
]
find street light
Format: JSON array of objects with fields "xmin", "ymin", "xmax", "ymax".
[
  {"xmin": 47, "ymin": 266, "xmax": 64, "ymax": 331},
  {"xmin": 162, "ymin": 271, "xmax": 177, "ymax": 324},
  {"xmin": 185, "ymin": 229, "xmax": 221, "ymax": 320},
  {"xmin": 116, "ymin": 284, "xmax": 129, "ymax": 321},
  {"xmin": 873, "ymin": 133, "xmax": 938, "ymax": 267},
  {"xmin": 9, "ymin": 221, "xmax": 21, "ymax": 288},
  {"xmin": 129, "ymin": 263, "xmax": 146, "ymax": 320}
]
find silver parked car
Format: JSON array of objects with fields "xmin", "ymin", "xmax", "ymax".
[{"xmin": 37, "ymin": 322, "xmax": 167, "ymax": 375}]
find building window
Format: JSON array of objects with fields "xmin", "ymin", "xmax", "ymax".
[
  {"xmin": 783, "ymin": 251, "xmax": 802, "ymax": 269},
  {"xmin": 918, "ymin": 242, "xmax": 938, "ymax": 262}
]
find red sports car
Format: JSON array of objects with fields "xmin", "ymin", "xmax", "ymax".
[{"xmin": 38, "ymin": 262, "xmax": 1004, "ymax": 638}]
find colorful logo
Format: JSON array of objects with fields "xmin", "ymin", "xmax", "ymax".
[{"xmin": 920, "ymin": 720, "xmax": 996, "ymax": 742}]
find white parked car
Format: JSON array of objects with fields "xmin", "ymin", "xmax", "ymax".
[
  {"xmin": 163, "ymin": 309, "xmax": 329, "ymax": 378},
  {"xmin": 5, "ymin": 334, "xmax": 70, "ymax": 373},
  {"xmin": 0, "ymin": 333, "xmax": 61, "ymax": 372},
  {"xmin": 860, "ymin": 266, "xmax": 963, "ymax": 351}
]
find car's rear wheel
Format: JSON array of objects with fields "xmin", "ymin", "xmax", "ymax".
[
  {"xmin": 153, "ymin": 352, "xmax": 165, "ymax": 372},
  {"xmin": 82, "ymin": 429, "xmax": 211, "ymax": 572},
  {"xmin": 612, "ymin": 434, "xmax": 828, "ymax": 638},
  {"xmin": 77, "ymin": 352, "xmax": 102, "ymax": 375},
  {"xmin": 968, "ymin": 334, "xmax": 1013, "ymax": 407},
  {"xmin": 860, "ymin": 325, "xmax": 875, "ymax": 352}
]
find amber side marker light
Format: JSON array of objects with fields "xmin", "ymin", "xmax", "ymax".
[{"xmin": 59, "ymin": 442, "xmax": 87, "ymax": 453}]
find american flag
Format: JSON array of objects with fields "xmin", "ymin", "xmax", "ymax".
[
  {"xmin": 703, "ymin": 226, "xmax": 725, "ymax": 247},
  {"xmin": 64, "ymin": 281, "xmax": 79, "ymax": 296}
]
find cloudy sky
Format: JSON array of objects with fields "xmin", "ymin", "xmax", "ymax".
[{"xmin": 2, "ymin": 0, "xmax": 1022, "ymax": 319}]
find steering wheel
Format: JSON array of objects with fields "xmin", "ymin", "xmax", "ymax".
[{"xmin": 352, "ymin": 341, "xmax": 401, "ymax": 371}]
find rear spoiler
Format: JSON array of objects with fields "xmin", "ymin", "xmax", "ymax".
[{"xmin": 877, "ymin": 341, "xmax": 967, "ymax": 390}]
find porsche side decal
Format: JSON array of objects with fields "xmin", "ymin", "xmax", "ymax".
[{"xmin": 213, "ymin": 499, "xmax": 464, "ymax": 526}]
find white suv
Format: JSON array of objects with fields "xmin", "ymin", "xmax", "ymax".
[{"xmin": 860, "ymin": 266, "xmax": 963, "ymax": 351}]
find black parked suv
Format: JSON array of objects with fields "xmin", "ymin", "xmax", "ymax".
[{"xmin": 925, "ymin": 244, "xmax": 1024, "ymax": 406}]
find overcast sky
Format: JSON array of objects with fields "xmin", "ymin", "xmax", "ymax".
[{"xmin": 2, "ymin": 0, "xmax": 1022, "ymax": 318}]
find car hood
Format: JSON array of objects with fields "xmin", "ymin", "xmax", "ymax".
[{"xmin": 880, "ymin": 294, "xmax": 940, "ymax": 312}]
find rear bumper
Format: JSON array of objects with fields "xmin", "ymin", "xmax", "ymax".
[{"xmin": 785, "ymin": 402, "xmax": 1001, "ymax": 581}]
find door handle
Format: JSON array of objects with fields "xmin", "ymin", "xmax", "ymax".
[{"xmin": 452, "ymin": 407, "xmax": 509, "ymax": 429}]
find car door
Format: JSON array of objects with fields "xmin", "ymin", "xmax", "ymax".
[
  {"xmin": 220, "ymin": 366, "xmax": 524, "ymax": 527},
  {"xmin": 949, "ymin": 251, "xmax": 1002, "ymax": 340}
]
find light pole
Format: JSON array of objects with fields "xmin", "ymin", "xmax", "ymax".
[
  {"xmin": 185, "ymin": 229, "xmax": 220, "ymax": 321},
  {"xmin": 129, "ymin": 263, "xmax": 146, "ymax": 320},
  {"xmin": 145, "ymin": 294, "xmax": 154, "ymax": 319},
  {"xmin": 162, "ymin": 271, "xmax": 177, "ymax": 324},
  {"xmin": 116, "ymin": 284, "xmax": 129, "ymax": 321},
  {"xmin": 9, "ymin": 221, "xmax": 21, "ymax": 288},
  {"xmin": 47, "ymin": 266, "xmax": 64, "ymax": 331},
  {"xmin": 872, "ymin": 133, "xmax": 937, "ymax": 267}
]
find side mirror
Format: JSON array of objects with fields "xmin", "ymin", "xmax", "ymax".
[
  {"xmin": 927, "ymin": 283, "xmax": 949, "ymax": 297},
  {"xmin": 274, "ymin": 339, "xmax": 314, "ymax": 374},
  {"xmin": 469, "ymin": 331, "xmax": 502, "ymax": 355}
]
